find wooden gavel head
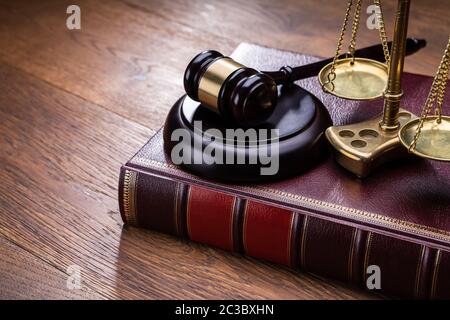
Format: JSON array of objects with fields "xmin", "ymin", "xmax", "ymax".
[{"xmin": 184, "ymin": 50, "xmax": 278, "ymax": 126}]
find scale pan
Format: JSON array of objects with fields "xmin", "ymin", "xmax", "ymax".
[
  {"xmin": 318, "ymin": 58, "xmax": 388, "ymax": 100},
  {"xmin": 399, "ymin": 116, "xmax": 450, "ymax": 161}
]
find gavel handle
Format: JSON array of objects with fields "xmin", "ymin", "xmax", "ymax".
[{"xmin": 264, "ymin": 38, "xmax": 426, "ymax": 84}]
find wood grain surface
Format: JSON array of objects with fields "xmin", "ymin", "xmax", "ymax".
[{"xmin": 0, "ymin": 0, "xmax": 448, "ymax": 300}]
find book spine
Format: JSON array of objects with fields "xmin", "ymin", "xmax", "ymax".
[{"xmin": 119, "ymin": 166, "xmax": 450, "ymax": 299}]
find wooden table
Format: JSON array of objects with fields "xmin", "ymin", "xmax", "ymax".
[{"xmin": 1, "ymin": 0, "xmax": 449, "ymax": 299}]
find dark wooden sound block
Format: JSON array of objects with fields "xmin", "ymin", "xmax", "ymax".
[{"xmin": 163, "ymin": 84, "xmax": 332, "ymax": 182}]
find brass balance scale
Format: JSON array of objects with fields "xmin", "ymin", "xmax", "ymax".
[{"xmin": 318, "ymin": 0, "xmax": 450, "ymax": 178}]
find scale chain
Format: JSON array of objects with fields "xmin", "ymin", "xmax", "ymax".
[
  {"xmin": 373, "ymin": 0, "xmax": 390, "ymax": 64},
  {"xmin": 409, "ymin": 36, "xmax": 450, "ymax": 152},
  {"xmin": 322, "ymin": 0, "xmax": 354, "ymax": 92},
  {"xmin": 435, "ymin": 46, "xmax": 450, "ymax": 121},
  {"xmin": 348, "ymin": 0, "xmax": 363, "ymax": 62}
]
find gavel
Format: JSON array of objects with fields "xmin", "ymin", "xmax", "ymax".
[{"xmin": 183, "ymin": 38, "xmax": 426, "ymax": 126}]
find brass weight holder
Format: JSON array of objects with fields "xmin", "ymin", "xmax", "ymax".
[
  {"xmin": 399, "ymin": 36, "xmax": 450, "ymax": 161},
  {"xmin": 318, "ymin": 0, "xmax": 390, "ymax": 100},
  {"xmin": 324, "ymin": 0, "xmax": 417, "ymax": 178}
]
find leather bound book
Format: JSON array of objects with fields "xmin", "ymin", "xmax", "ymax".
[{"xmin": 118, "ymin": 43, "xmax": 450, "ymax": 299}]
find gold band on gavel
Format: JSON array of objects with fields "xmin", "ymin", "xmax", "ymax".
[{"xmin": 198, "ymin": 58, "xmax": 244, "ymax": 111}]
